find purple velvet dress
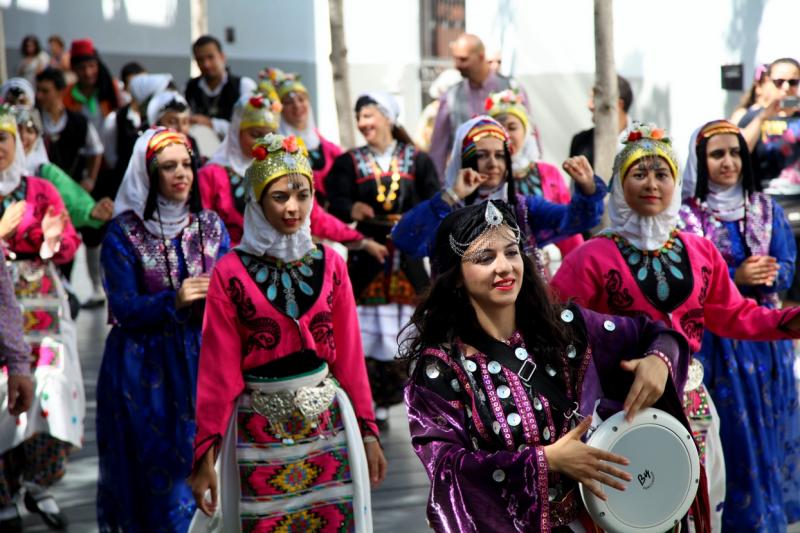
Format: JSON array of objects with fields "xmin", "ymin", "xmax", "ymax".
[{"xmin": 405, "ymin": 305, "xmax": 691, "ymax": 532}]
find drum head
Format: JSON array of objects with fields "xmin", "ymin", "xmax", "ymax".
[{"xmin": 579, "ymin": 408, "xmax": 700, "ymax": 533}]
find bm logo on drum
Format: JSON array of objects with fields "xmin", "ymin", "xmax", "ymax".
[{"xmin": 637, "ymin": 469, "xmax": 655, "ymax": 489}]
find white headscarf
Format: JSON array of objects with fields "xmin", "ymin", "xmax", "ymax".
[
  {"xmin": 146, "ymin": 89, "xmax": 189, "ymax": 127},
  {"xmin": 209, "ymin": 93, "xmax": 255, "ymax": 177},
  {"xmin": 444, "ymin": 115, "xmax": 510, "ymax": 204},
  {"xmin": 15, "ymin": 107, "xmax": 50, "ymax": 175},
  {"xmin": 682, "ymin": 124, "xmax": 745, "ymax": 221},
  {"xmin": 128, "ymin": 73, "xmax": 173, "ymax": 105},
  {"xmin": 1, "ymin": 78, "xmax": 35, "ymax": 108},
  {"xmin": 358, "ymin": 91, "xmax": 399, "ymax": 124},
  {"xmin": 0, "ymin": 131, "xmax": 27, "ymax": 196},
  {"xmin": 681, "ymin": 127, "xmax": 700, "ymax": 200},
  {"xmin": 606, "ymin": 128, "xmax": 682, "ymax": 251},
  {"xmin": 113, "ymin": 128, "xmax": 192, "ymax": 239}
]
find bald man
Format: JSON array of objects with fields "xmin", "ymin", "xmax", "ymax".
[{"xmin": 429, "ymin": 33, "xmax": 528, "ymax": 178}]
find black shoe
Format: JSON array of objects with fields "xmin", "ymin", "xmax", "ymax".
[
  {"xmin": 80, "ymin": 296, "xmax": 105, "ymax": 309},
  {"xmin": 23, "ymin": 490, "xmax": 67, "ymax": 530},
  {"xmin": 0, "ymin": 510, "xmax": 22, "ymax": 533}
]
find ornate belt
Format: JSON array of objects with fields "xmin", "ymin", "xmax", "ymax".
[{"xmin": 248, "ymin": 377, "xmax": 338, "ymax": 444}]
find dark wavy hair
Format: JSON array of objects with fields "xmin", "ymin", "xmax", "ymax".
[
  {"xmin": 398, "ymin": 200, "xmax": 572, "ymax": 369},
  {"xmin": 694, "ymin": 128, "xmax": 758, "ymax": 202}
]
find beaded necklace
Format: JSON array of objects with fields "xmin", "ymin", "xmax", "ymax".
[
  {"xmin": 238, "ymin": 247, "xmax": 324, "ymax": 319},
  {"xmin": 605, "ymin": 228, "xmax": 686, "ymax": 303},
  {"xmin": 369, "ymin": 155, "xmax": 402, "ymax": 211}
]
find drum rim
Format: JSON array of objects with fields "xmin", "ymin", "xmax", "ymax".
[{"xmin": 579, "ymin": 407, "xmax": 700, "ymax": 533}]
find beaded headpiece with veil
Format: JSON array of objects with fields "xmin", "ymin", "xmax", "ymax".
[
  {"xmin": 236, "ymin": 133, "xmax": 316, "ymax": 262},
  {"xmin": 604, "ymin": 122, "xmax": 682, "ymax": 251}
]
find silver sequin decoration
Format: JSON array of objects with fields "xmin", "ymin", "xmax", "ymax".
[
  {"xmin": 560, "ymin": 309, "xmax": 574, "ymax": 323},
  {"xmin": 603, "ymin": 320, "xmax": 616, "ymax": 332},
  {"xmin": 548, "ymin": 488, "xmax": 558, "ymax": 502},
  {"xmin": 496, "ymin": 385, "xmax": 511, "ymax": 399},
  {"xmin": 450, "ymin": 379, "xmax": 461, "ymax": 392},
  {"xmin": 425, "ymin": 364, "xmax": 440, "ymax": 379},
  {"xmin": 545, "ymin": 365, "xmax": 557, "ymax": 377},
  {"xmin": 477, "ymin": 390, "xmax": 486, "ymax": 402},
  {"xmin": 488, "ymin": 361, "xmax": 502, "ymax": 374},
  {"xmin": 492, "ymin": 421, "xmax": 501, "ymax": 434},
  {"xmin": 566, "ymin": 344, "xmax": 577, "ymax": 359},
  {"xmin": 472, "ymin": 437, "xmax": 480, "ymax": 450},
  {"xmin": 518, "ymin": 444, "xmax": 528, "ymax": 452},
  {"xmin": 514, "ymin": 347, "xmax": 528, "ymax": 361},
  {"xmin": 492, "ymin": 469, "xmax": 506, "ymax": 482},
  {"xmin": 507, "ymin": 413, "xmax": 521, "ymax": 426},
  {"xmin": 533, "ymin": 397, "xmax": 543, "ymax": 410},
  {"xmin": 542, "ymin": 427, "xmax": 551, "ymax": 441},
  {"xmin": 465, "ymin": 360, "xmax": 478, "ymax": 372}
]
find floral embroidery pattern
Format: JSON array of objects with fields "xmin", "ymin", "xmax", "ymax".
[{"xmin": 226, "ymin": 277, "xmax": 280, "ymax": 353}]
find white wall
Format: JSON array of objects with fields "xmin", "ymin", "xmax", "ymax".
[{"xmin": 467, "ymin": 0, "xmax": 800, "ymax": 171}]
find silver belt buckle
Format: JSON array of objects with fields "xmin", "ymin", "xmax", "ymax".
[{"xmin": 518, "ymin": 359, "xmax": 536, "ymax": 382}]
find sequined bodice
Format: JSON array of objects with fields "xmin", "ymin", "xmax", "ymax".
[{"xmin": 117, "ymin": 210, "xmax": 224, "ymax": 294}]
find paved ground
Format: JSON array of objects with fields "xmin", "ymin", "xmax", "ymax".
[
  {"xmin": 16, "ymin": 245, "xmax": 800, "ymax": 532},
  {"xmin": 18, "ymin": 246, "xmax": 431, "ymax": 532}
]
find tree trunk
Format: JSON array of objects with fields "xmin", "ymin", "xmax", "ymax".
[
  {"xmin": 329, "ymin": 0, "xmax": 356, "ymax": 149},
  {"xmin": 592, "ymin": 0, "xmax": 617, "ymax": 185},
  {"xmin": 0, "ymin": 9, "xmax": 7, "ymax": 82}
]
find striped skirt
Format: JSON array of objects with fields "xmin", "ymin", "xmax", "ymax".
[{"xmin": 190, "ymin": 364, "xmax": 372, "ymax": 532}]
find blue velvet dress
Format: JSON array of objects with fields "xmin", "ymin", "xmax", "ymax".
[
  {"xmin": 390, "ymin": 176, "xmax": 607, "ymax": 259},
  {"xmin": 682, "ymin": 197, "xmax": 800, "ymax": 531},
  {"xmin": 96, "ymin": 211, "xmax": 229, "ymax": 532}
]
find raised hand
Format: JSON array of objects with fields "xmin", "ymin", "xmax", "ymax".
[
  {"xmin": 41, "ymin": 206, "xmax": 67, "ymax": 243},
  {"xmin": 0, "ymin": 200, "xmax": 26, "ymax": 240},
  {"xmin": 562, "ymin": 156, "xmax": 597, "ymax": 195},
  {"xmin": 451, "ymin": 168, "xmax": 489, "ymax": 201}
]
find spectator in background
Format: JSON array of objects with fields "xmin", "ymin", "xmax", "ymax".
[
  {"xmin": 569, "ymin": 74, "xmax": 633, "ymax": 169},
  {"xmin": 36, "ymin": 67, "xmax": 106, "ymax": 307},
  {"xmin": 0, "ymin": 78, "xmax": 35, "ymax": 108},
  {"xmin": 64, "ymin": 38, "xmax": 120, "ymax": 134},
  {"xmin": 36, "ymin": 68, "xmax": 103, "ymax": 194},
  {"xmin": 185, "ymin": 34, "xmax": 256, "ymax": 140},
  {"xmin": 16, "ymin": 35, "xmax": 50, "ymax": 86},
  {"xmin": 47, "ymin": 35, "xmax": 70, "ymax": 73},
  {"xmin": 429, "ymin": 33, "xmax": 530, "ymax": 178},
  {"xmin": 116, "ymin": 61, "xmax": 146, "ymax": 108},
  {"xmin": 486, "ymin": 49, "xmax": 502, "ymax": 74},
  {"xmin": 730, "ymin": 64, "xmax": 769, "ymax": 125}
]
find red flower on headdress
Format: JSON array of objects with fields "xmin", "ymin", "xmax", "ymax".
[
  {"xmin": 249, "ymin": 95, "xmax": 265, "ymax": 108},
  {"xmin": 485, "ymin": 97, "xmax": 494, "ymax": 111},
  {"xmin": 282, "ymin": 136, "xmax": 299, "ymax": 153},
  {"xmin": 252, "ymin": 145, "xmax": 268, "ymax": 160},
  {"xmin": 627, "ymin": 130, "xmax": 643, "ymax": 142}
]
